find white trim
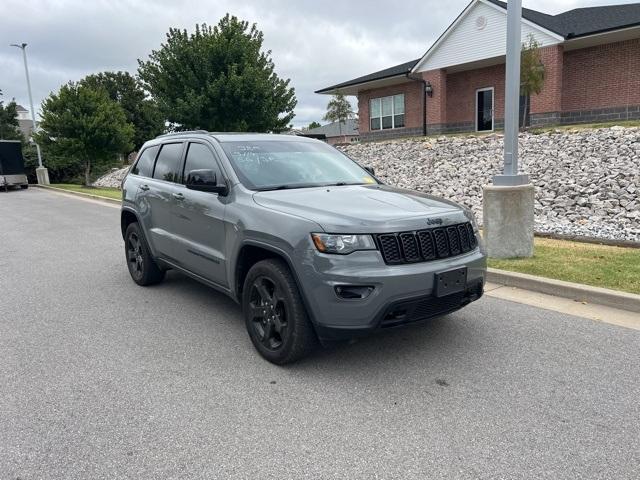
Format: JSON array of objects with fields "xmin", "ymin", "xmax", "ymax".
[
  {"xmin": 479, "ymin": 0, "xmax": 564, "ymax": 41},
  {"xmin": 475, "ymin": 87, "xmax": 494, "ymax": 132},
  {"xmin": 411, "ymin": 0, "xmax": 563, "ymax": 73},
  {"xmin": 369, "ymin": 93, "xmax": 406, "ymax": 131},
  {"xmin": 411, "ymin": 0, "xmax": 478, "ymax": 73}
]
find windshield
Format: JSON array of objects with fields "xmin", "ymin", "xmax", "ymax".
[{"xmin": 219, "ymin": 140, "xmax": 377, "ymax": 191}]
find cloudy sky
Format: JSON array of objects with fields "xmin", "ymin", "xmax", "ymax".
[{"xmin": 0, "ymin": 0, "xmax": 633, "ymax": 127}]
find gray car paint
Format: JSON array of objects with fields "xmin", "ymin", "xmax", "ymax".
[{"xmin": 122, "ymin": 132, "xmax": 487, "ymax": 339}]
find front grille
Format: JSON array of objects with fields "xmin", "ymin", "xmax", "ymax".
[
  {"xmin": 380, "ymin": 278, "xmax": 483, "ymax": 328},
  {"xmin": 381, "ymin": 292, "xmax": 466, "ymax": 328},
  {"xmin": 376, "ymin": 222, "xmax": 477, "ymax": 265}
]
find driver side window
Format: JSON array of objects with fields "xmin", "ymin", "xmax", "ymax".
[{"xmin": 182, "ymin": 142, "xmax": 221, "ymax": 183}]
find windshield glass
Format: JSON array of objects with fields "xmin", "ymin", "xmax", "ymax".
[{"xmin": 219, "ymin": 140, "xmax": 377, "ymax": 190}]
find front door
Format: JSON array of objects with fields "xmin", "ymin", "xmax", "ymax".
[
  {"xmin": 476, "ymin": 88, "xmax": 494, "ymax": 132},
  {"xmin": 172, "ymin": 141, "xmax": 228, "ymax": 287}
]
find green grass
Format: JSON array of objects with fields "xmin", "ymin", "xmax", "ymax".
[
  {"xmin": 51, "ymin": 183, "xmax": 122, "ymax": 201},
  {"xmin": 488, "ymin": 237, "xmax": 640, "ymax": 295}
]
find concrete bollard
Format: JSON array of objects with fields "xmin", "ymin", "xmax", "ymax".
[
  {"xmin": 36, "ymin": 166, "xmax": 50, "ymax": 185},
  {"xmin": 483, "ymin": 183, "xmax": 535, "ymax": 258}
]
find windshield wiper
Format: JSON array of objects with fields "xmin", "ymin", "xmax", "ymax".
[
  {"xmin": 255, "ymin": 183, "xmax": 321, "ymax": 191},
  {"xmin": 323, "ymin": 182, "xmax": 367, "ymax": 187}
]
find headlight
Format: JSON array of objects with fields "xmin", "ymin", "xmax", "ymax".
[
  {"xmin": 462, "ymin": 207, "xmax": 479, "ymax": 231},
  {"xmin": 311, "ymin": 233, "xmax": 376, "ymax": 254}
]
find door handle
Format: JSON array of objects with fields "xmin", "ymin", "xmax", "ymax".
[
  {"xmin": 173, "ymin": 192, "xmax": 185, "ymax": 200},
  {"xmin": 139, "ymin": 184, "xmax": 150, "ymax": 191}
]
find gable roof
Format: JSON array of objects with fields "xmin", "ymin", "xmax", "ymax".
[
  {"xmin": 316, "ymin": 0, "xmax": 640, "ymax": 95},
  {"xmin": 307, "ymin": 118, "xmax": 359, "ymax": 137},
  {"xmin": 485, "ymin": 0, "xmax": 640, "ymax": 38},
  {"xmin": 315, "ymin": 58, "xmax": 418, "ymax": 94}
]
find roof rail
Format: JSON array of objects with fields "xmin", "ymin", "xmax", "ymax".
[{"xmin": 156, "ymin": 130, "xmax": 209, "ymax": 138}]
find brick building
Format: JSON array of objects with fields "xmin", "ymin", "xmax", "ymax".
[
  {"xmin": 307, "ymin": 119, "xmax": 360, "ymax": 145},
  {"xmin": 316, "ymin": 0, "xmax": 640, "ymax": 141}
]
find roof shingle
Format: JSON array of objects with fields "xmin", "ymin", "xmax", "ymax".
[{"xmin": 317, "ymin": 1, "xmax": 640, "ymax": 94}]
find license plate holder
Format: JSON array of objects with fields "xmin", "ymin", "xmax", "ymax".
[{"xmin": 434, "ymin": 267, "xmax": 467, "ymax": 297}]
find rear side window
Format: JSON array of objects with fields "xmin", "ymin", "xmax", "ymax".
[
  {"xmin": 131, "ymin": 145, "xmax": 158, "ymax": 177},
  {"xmin": 153, "ymin": 143, "xmax": 184, "ymax": 183},
  {"xmin": 182, "ymin": 142, "xmax": 221, "ymax": 182}
]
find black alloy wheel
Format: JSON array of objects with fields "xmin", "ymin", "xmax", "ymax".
[
  {"xmin": 248, "ymin": 276, "xmax": 289, "ymax": 350},
  {"xmin": 127, "ymin": 231, "xmax": 145, "ymax": 282},
  {"xmin": 242, "ymin": 259, "xmax": 317, "ymax": 364},
  {"xmin": 124, "ymin": 222, "xmax": 165, "ymax": 286}
]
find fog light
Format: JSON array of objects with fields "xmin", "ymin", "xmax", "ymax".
[{"xmin": 335, "ymin": 285, "xmax": 374, "ymax": 300}]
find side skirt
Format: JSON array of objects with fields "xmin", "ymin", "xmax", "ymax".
[{"xmin": 156, "ymin": 257, "xmax": 239, "ymax": 303}]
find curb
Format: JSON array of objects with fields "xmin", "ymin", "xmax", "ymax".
[
  {"xmin": 34, "ymin": 184, "xmax": 122, "ymax": 206},
  {"xmin": 533, "ymin": 231, "xmax": 640, "ymax": 249},
  {"xmin": 487, "ymin": 267, "xmax": 640, "ymax": 314}
]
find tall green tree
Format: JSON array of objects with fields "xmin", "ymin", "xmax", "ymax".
[
  {"xmin": 34, "ymin": 82, "xmax": 134, "ymax": 186},
  {"xmin": 323, "ymin": 92, "xmax": 354, "ymax": 135},
  {"xmin": 520, "ymin": 33, "xmax": 545, "ymax": 129},
  {"xmin": 0, "ymin": 90, "xmax": 23, "ymax": 140},
  {"xmin": 80, "ymin": 71, "xmax": 164, "ymax": 149},
  {"xmin": 307, "ymin": 121, "xmax": 321, "ymax": 130},
  {"xmin": 138, "ymin": 15, "xmax": 296, "ymax": 132}
]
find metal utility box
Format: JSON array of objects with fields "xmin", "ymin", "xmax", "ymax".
[{"xmin": 0, "ymin": 140, "xmax": 29, "ymax": 190}]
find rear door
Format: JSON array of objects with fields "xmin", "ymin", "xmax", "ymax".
[
  {"xmin": 135, "ymin": 142, "xmax": 185, "ymax": 260},
  {"xmin": 171, "ymin": 141, "xmax": 228, "ymax": 287}
]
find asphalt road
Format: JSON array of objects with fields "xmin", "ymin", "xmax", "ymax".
[{"xmin": 1, "ymin": 188, "xmax": 639, "ymax": 480}]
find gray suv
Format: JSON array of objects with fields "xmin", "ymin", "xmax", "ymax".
[{"xmin": 121, "ymin": 132, "xmax": 486, "ymax": 364}]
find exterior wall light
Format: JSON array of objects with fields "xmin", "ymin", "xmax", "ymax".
[{"xmin": 425, "ymin": 82, "xmax": 433, "ymax": 97}]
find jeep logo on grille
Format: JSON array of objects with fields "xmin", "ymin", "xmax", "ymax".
[{"xmin": 426, "ymin": 218, "xmax": 443, "ymax": 226}]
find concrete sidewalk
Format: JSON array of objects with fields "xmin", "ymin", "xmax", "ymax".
[{"xmin": 485, "ymin": 282, "xmax": 640, "ymax": 331}]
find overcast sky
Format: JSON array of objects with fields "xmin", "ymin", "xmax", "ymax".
[{"xmin": 0, "ymin": 0, "xmax": 634, "ymax": 127}]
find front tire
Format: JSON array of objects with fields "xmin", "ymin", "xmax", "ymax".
[
  {"xmin": 124, "ymin": 222, "xmax": 165, "ymax": 286},
  {"xmin": 242, "ymin": 259, "xmax": 317, "ymax": 364}
]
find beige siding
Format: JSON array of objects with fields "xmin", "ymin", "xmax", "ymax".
[{"xmin": 415, "ymin": 1, "xmax": 560, "ymax": 72}]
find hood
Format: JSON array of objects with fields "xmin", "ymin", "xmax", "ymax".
[{"xmin": 252, "ymin": 184, "xmax": 467, "ymax": 233}]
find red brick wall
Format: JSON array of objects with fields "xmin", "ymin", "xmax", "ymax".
[
  {"xmin": 422, "ymin": 69, "xmax": 447, "ymax": 125},
  {"xmin": 445, "ymin": 64, "xmax": 505, "ymax": 124},
  {"xmin": 356, "ymin": 38, "xmax": 640, "ymax": 135},
  {"xmin": 357, "ymin": 80, "xmax": 423, "ymax": 133},
  {"xmin": 562, "ymin": 38, "xmax": 640, "ymax": 111},
  {"xmin": 530, "ymin": 45, "xmax": 563, "ymax": 114}
]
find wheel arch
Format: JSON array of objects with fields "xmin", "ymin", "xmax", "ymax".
[
  {"xmin": 233, "ymin": 241, "xmax": 317, "ymax": 325},
  {"xmin": 120, "ymin": 207, "xmax": 141, "ymax": 240}
]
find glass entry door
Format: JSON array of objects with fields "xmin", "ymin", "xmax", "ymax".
[{"xmin": 476, "ymin": 88, "xmax": 494, "ymax": 131}]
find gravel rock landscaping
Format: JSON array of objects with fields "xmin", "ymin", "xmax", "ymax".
[
  {"xmin": 339, "ymin": 126, "xmax": 640, "ymax": 242},
  {"xmin": 93, "ymin": 167, "xmax": 130, "ymax": 188}
]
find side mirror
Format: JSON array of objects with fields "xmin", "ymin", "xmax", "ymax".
[
  {"xmin": 185, "ymin": 169, "xmax": 228, "ymax": 195},
  {"xmin": 364, "ymin": 166, "xmax": 375, "ymax": 176}
]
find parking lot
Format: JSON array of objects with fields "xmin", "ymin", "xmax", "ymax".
[{"xmin": 1, "ymin": 188, "xmax": 639, "ymax": 479}]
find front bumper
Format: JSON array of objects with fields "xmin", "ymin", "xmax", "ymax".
[{"xmin": 296, "ymin": 247, "xmax": 487, "ymax": 342}]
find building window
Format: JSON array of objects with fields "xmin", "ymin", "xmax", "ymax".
[{"xmin": 370, "ymin": 94, "xmax": 405, "ymax": 130}]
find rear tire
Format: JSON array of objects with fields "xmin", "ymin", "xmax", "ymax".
[
  {"xmin": 242, "ymin": 259, "xmax": 317, "ymax": 364},
  {"xmin": 124, "ymin": 222, "xmax": 165, "ymax": 286}
]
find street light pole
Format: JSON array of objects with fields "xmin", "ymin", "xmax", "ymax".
[
  {"xmin": 482, "ymin": 0, "xmax": 534, "ymax": 258},
  {"xmin": 493, "ymin": 0, "xmax": 528, "ymax": 186},
  {"xmin": 10, "ymin": 42, "xmax": 49, "ymax": 184}
]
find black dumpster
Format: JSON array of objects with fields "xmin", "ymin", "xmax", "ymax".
[{"xmin": 0, "ymin": 140, "xmax": 28, "ymax": 190}]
